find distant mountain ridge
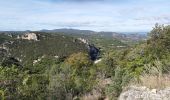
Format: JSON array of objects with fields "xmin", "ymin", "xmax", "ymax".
[
  {"xmin": 0, "ymin": 29, "xmax": 147, "ymax": 51},
  {"xmin": 0, "ymin": 28, "xmax": 147, "ymax": 41},
  {"xmin": 40, "ymin": 28, "xmax": 147, "ymax": 41}
]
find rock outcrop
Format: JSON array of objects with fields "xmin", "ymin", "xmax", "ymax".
[
  {"xmin": 78, "ymin": 38, "xmax": 88, "ymax": 44},
  {"xmin": 19, "ymin": 33, "xmax": 38, "ymax": 41},
  {"xmin": 119, "ymin": 86, "xmax": 170, "ymax": 100}
]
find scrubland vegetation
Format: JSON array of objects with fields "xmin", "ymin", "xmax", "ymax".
[{"xmin": 1, "ymin": 24, "xmax": 170, "ymax": 100}]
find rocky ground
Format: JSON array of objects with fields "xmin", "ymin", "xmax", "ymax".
[{"xmin": 119, "ymin": 86, "xmax": 170, "ymax": 100}]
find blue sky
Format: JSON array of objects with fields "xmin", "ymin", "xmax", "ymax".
[{"xmin": 0, "ymin": 0, "xmax": 170, "ymax": 32}]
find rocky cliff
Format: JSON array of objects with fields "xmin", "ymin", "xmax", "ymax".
[{"xmin": 18, "ymin": 33, "xmax": 38, "ymax": 41}]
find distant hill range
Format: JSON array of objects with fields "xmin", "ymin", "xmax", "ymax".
[
  {"xmin": 0, "ymin": 29, "xmax": 148, "ymax": 67},
  {"xmin": 40, "ymin": 28, "xmax": 147, "ymax": 41},
  {"xmin": 0, "ymin": 29, "xmax": 147, "ymax": 56},
  {"xmin": 0, "ymin": 28, "xmax": 147, "ymax": 41}
]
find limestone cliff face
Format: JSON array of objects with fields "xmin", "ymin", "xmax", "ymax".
[
  {"xmin": 119, "ymin": 86, "xmax": 170, "ymax": 100},
  {"xmin": 20, "ymin": 33, "xmax": 38, "ymax": 41},
  {"xmin": 77, "ymin": 38, "xmax": 88, "ymax": 44}
]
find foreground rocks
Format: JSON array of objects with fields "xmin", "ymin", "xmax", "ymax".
[{"xmin": 119, "ymin": 86, "xmax": 170, "ymax": 100}]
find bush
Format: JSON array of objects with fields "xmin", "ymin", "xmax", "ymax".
[
  {"xmin": 106, "ymin": 66, "xmax": 133, "ymax": 98},
  {"xmin": 48, "ymin": 52, "xmax": 97, "ymax": 99}
]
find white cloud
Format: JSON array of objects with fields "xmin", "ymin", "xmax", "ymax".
[{"xmin": 0, "ymin": 0, "xmax": 170, "ymax": 31}]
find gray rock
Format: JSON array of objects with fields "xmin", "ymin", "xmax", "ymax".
[{"xmin": 119, "ymin": 86, "xmax": 170, "ymax": 100}]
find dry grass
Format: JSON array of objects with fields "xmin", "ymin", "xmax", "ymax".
[{"xmin": 129, "ymin": 74, "xmax": 170, "ymax": 89}]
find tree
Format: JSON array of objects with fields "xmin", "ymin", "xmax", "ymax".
[
  {"xmin": 147, "ymin": 24, "xmax": 170, "ymax": 59},
  {"xmin": 48, "ymin": 52, "xmax": 96, "ymax": 99}
]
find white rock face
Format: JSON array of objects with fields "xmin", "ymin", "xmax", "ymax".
[
  {"xmin": 21, "ymin": 33, "xmax": 38, "ymax": 41},
  {"xmin": 78, "ymin": 38, "xmax": 88, "ymax": 44},
  {"xmin": 119, "ymin": 86, "xmax": 170, "ymax": 100}
]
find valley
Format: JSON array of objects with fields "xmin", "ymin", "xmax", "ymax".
[{"xmin": 0, "ymin": 28, "xmax": 151, "ymax": 100}]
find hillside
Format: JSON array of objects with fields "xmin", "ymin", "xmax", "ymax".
[
  {"xmin": 40, "ymin": 28, "xmax": 147, "ymax": 50},
  {"xmin": 1, "ymin": 25, "xmax": 170, "ymax": 100},
  {"xmin": 0, "ymin": 29, "xmax": 147, "ymax": 52},
  {"xmin": 0, "ymin": 32, "xmax": 88, "ymax": 65}
]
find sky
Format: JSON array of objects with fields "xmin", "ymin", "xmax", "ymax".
[{"xmin": 0, "ymin": 0, "xmax": 170, "ymax": 32}]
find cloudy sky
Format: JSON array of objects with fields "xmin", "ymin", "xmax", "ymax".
[{"xmin": 0, "ymin": 0, "xmax": 170, "ymax": 32}]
